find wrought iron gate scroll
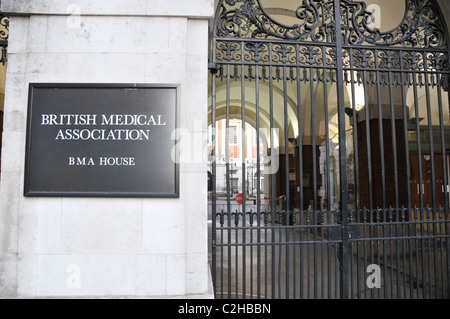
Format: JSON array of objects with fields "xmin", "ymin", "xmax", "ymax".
[{"xmin": 209, "ymin": 0, "xmax": 450, "ymax": 299}]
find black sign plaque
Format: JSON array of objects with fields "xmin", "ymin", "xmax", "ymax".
[{"xmin": 24, "ymin": 83, "xmax": 179, "ymax": 197}]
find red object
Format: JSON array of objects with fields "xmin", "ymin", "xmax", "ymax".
[{"xmin": 235, "ymin": 193, "xmax": 246, "ymax": 204}]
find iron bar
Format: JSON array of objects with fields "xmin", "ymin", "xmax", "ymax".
[
  {"xmin": 322, "ymin": 47, "xmax": 331, "ymax": 299},
  {"xmin": 225, "ymin": 63, "xmax": 232, "ymax": 299},
  {"xmin": 436, "ymin": 73, "xmax": 449, "ymax": 298},
  {"xmin": 399, "ymin": 50, "xmax": 414, "ymax": 299},
  {"xmin": 256, "ymin": 58, "xmax": 261, "ymax": 299},
  {"xmin": 296, "ymin": 43, "xmax": 305, "ymax": 300},
  {"xmin": 210, "ymin": 41, "xmax": 218, "ymax": 299},
  {"xmin": 240, "ymin": 40, "xmax": 247, "ymax": 299},
  {"xmin": 268, "ymin": 42, "xmax": 276, "ymax": 300},
  {"xmin": 334, "ymin": 0, "xmax": 350, "ymax": 299}
]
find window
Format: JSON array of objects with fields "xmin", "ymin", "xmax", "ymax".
[{"xmin": 229, "ymin": 125, "xmax": 238, "ymax": 145}]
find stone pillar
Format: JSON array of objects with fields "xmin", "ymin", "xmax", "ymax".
[
  {"xmin": 438, "ymin": 0, "xmax": 450, "ymax": 114},
  {"xmin": 0, "ymin": 0, "xmax": 214, "ymax": 298}
]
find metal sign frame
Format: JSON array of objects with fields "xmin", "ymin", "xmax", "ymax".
[{"xmin": 24, "ymin": 83, "xmax": 180, "ymax": 198}]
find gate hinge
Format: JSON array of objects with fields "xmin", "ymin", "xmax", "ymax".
[{"xmin": 208, "ymin": 62, "xmax": 218, "ymax": 74}]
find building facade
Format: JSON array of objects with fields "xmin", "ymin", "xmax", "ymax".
[
  {"xmin": 0, "ymin": 0, "xmax": 214, "ymax": 298},
  {"xmin": 0, "ymin": 0, "xmax": 449, "ymax": 299}
]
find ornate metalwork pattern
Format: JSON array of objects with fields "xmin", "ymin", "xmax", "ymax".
[
  {"xmin": 0, "ymin": 14, "xmax": 8, "ymax": 65},
  {"xmin": 215, "ymin": 0, "xmax": 448, "ymax": 49}
]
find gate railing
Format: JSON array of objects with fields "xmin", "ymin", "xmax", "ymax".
[
  {"xmin": 210, "ymin": 0, "xmax": 450, "ymax": 299},
  {"xmin": 211, "ymin": 206, "xmax": 449, "ymax": 299}
]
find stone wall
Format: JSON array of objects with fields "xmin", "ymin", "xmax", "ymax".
[{"xmin": 0, "ymin": 0, "xmax": 214, "ymax": 298}]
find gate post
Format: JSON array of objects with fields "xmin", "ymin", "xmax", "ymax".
[
  {"xmin": 333, "ymin": 0, "xmax": 350, "ymax": 299},
  {"xmin": 0, "ymin": 0, "xmax": 215, "ymax": 299}
]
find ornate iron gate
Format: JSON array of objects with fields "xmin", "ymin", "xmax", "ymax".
[
  {"xmin": 209, "ymin": 0, "xmax": 450, "ymax": 299},
  {"xmin": 0, "ymin": 13, "xmax": 8, "ymax": 180},
  {"xmin": 0, "ymin": 16, "xmax": 7, "ymax": 65}
]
